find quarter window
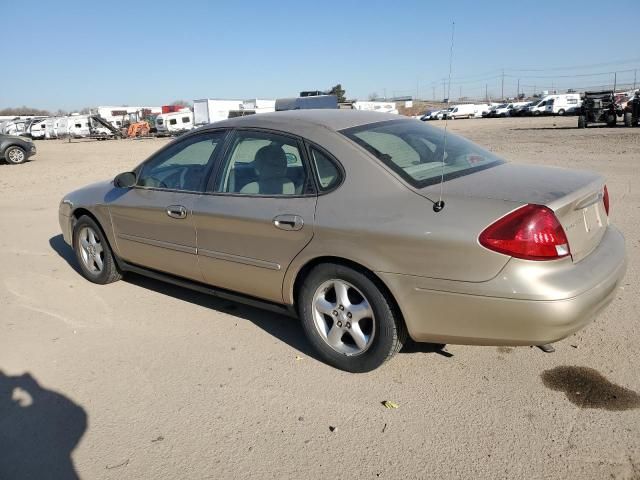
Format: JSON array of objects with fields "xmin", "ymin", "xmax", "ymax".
[
  {"xmin": 310, "ymin": 148, "xmax": 341, "ymax": 190},
  {"xmin": 137, "ymin": 132, "xmax": 225, "ymax": 191},
  {"xmin": 216, "ymin": 131, "xmax": 308, "ymax": 196}
]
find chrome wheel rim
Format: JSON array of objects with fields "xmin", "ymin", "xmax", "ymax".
[
  {"xmin": 8, "ymin": 149, "xmax": 24, "ymax": 163},
  {"xmin": 78, "ymin": 226, "xmax": 104, "ymax": 274},
  {"xmin": 312, "ymin": 279, "xmax": 375, "ymax": 356}
]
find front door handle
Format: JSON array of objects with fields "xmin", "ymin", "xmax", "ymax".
[
  {"xmin": 273, "ymin": 214, "xmax": 304, "ymax": 231},
  {"xmin": 166, "ymin": 205, "xmax": 187, "ymax": 219}
]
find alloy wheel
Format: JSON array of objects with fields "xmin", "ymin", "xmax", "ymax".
[
  {"xmin": 312, "ymin": 279, "xmax": 376, "ymax": 356},
  {"xmin": 78, "ymin": 226, "xmax": 104, "ymax": 274}
]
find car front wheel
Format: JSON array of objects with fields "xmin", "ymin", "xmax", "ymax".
[
  {"xmin": 5, "ymin": 146, "xmax": 26, "ymax": 164},
  {"xmin": 299, "ymin": 263, "xmax": 407, "ymax": 372},
  {"xmin": 73, "ymin": 215, "xmax": 122, "ymax": 284}
]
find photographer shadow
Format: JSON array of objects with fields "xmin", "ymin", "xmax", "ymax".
[{"xmin": 0, "ymin": 371, "xmax": 87, "ymax": 480}]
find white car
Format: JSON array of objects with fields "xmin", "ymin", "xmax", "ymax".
[{"xmin": 494, "ymin": 104, "xmax": 511, "ymax": 117}]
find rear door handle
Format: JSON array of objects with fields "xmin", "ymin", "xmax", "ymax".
[
  {"xmin": 166, "ymin": 205, "xmax": 187, "ymax": 219},
  {"xmin": 273, "ymin": 214, "xmax": 304, "ymax": 231}
]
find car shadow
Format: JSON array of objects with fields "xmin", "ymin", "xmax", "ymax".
[
  {"xmin": 509, "ymin": 126, "xmax": 577, "ymax": 131},
  {"xmin": 49, "ymin": 234, "xmax": 81, "ymax": 274},
  {"xmin": 49, "ymin": 234, "xmax": 450, "ymax": 362},
  {"xmin": 0, "ymin": 371, "xmax": 87, "ymax": 480}
]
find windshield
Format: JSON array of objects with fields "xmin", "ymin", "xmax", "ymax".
[{"xmin": 341, "ymin": 120, "xmax": 504, "ymax": 188}]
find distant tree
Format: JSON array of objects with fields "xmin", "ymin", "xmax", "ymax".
[
  {"xmin": 326, "ymin": 84, "xmax": 346, "ymax": 103},
  {"xmin": 368, "ymin": 92, "xmax": 379, "ymax": 101},
  {"xmin": 0, "ymin": 106, "xmax": 51, "ymax": 116},
  {"xmin": 55, "ymin": 109, "xmax": 68, "ymax": 116},
  {"xmin": 78, "ymin": 107, "xmax": 92, "ymax": 114},
  {"xmin": 170, "ymin": 100, "xmax": 191, "ymax": 107}
]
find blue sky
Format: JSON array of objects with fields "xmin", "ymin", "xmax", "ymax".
[{"xmin": 2, "ymin": 0, "xmax": 639, "ymax": 110}]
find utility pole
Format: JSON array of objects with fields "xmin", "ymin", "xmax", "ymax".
[
  {"xmin": 613, "ymin": 72, "xmax": 617, "ymax": 93},
  {"xmin": 442, "ymin": 80, "xmax": 446, "ymax": 101},
  {"xmin": 633, "ymin": 69, "xmax": 637, "ymax": 90},
  {"xmin": 517, "ymin": 78, "xmax": 520, "ymax": 99},
  {"xmin": 459, "ymin": 86, "xmax": 462, "ymax": 99},
  {"xmin": 485, "ymin": 84, "xmax": 488, "ymax": 102}
]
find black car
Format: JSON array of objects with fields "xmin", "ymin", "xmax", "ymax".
[{"xmin": 0, "ymin": 134, "xmax": 37, "ymax": 164}]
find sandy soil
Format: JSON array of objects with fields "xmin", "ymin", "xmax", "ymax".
[{"xmin": 1, "ymin": 116, "xmax": 639, "ymax": 479}]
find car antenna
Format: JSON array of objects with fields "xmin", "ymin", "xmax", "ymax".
[{"xmin": 433, "ymin": 21, "xmax": 455, "ymax": 213}]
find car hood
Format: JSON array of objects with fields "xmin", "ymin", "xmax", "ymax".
[{"xmin": 424, "ymin": 162, "xmax": 602, "ymax": 206}]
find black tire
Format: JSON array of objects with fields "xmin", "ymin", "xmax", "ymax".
[
  {"xmin": 298, "ymin": 263, "xmax": 407, "ymax": 372},
  {"xmin": 606, "ymin": 114, "xmax": 616, "ymax": 127},
  {"xmin": 624, "ymin": 112, "xmax": 632, "ymax": 127},
  {"xmin": 4, "ymin": 146, "xmax": 27, "ymax": 165},
  {"xmin": 72, "ymin": 215, "xmax": 122, "ymax": 284},
  {"xmin": 557, "ymin": 109, "xmax": 565, "ymax": 116},
  {"xmin": 578, "ymin": 115, "xmax": 587, "ymax": 129}
]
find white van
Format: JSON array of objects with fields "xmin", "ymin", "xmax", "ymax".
[
  {"xmin": 447, "ymin": 104, "xmax": 477, "ymax": 119},
  {"xmin": 545, "ymin": 94, "xmax": 581, "ymax": 115},
  {"xmin": 529, "ymin": 97, "xmax": 554, "ymax": 116},
  {"xmin": 473, "ymin": 104, "xmax": 491, "ymax": 118}
]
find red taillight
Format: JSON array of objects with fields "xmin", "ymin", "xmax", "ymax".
[
  {"xmin": 603, "ymin": 185, "xmax": 610, "ymax": 215},
  {"xmin": 479, "ymin": 204, "xmax": 570, "ymax": 261}
]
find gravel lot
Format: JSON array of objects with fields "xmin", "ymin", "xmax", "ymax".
[{"xmin": 1, "ymin": 116, "xmax": 639, "ymax": 479}]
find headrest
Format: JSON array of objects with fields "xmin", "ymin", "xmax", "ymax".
[{"xmin": 255, "ymin": 145, "xmax": 287, "ymax": 180}]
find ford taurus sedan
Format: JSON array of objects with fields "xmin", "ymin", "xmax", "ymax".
[{"xmin": 58, "ymin": 110, "xmax": 626, "ymax": 372}]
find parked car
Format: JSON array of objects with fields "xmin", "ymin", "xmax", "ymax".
[
  {"xmin": 58, "ymin": 110, "xmax": 626, "ymax": 372},
  {"xmin": 0, "ymin": 134, "xmax": 37, "ymax": 164},
  {"xmin": 493, "ymin": 103, "xmax": 511, "ymax": 117},
  {"xmin": 511, "ymin": 102, "xmax": 534, "ymax": 117}
]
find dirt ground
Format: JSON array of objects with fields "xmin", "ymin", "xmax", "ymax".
[{"xmin": 1, "ymin": 116, "xmax": 639, "ymax": 479}]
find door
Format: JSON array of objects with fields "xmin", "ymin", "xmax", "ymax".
[
  {"xmin": 109, "ymin": 130, "xmax": 227, "ymax": 280},
  {"xmin": 193, "ymin": 129, "xmax": 317, "ymax": 303}
]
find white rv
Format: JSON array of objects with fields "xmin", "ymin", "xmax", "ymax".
[
  {"xmin": 30, "ymin": 119, "xmax": 48, "ymax": 139},
  {"xmin": 193, "ymin": 99, "xmax": 243, "ymax": 126},
  {"xmin": 156, "ymin": 110, "xmax": 194, "ymax": 135},
  {"xmin": 544, "ymin": 94, "xmax": 581, "ymax": 115}
]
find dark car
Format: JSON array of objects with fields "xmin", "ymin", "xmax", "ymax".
[{"xmin": 0, "ymin": 134, "xmax": 37, "ymax": 164}]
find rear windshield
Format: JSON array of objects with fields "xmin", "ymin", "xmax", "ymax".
[{"xmin": 341, "ymin": 120, "xmax": 504, "ymax": 188}]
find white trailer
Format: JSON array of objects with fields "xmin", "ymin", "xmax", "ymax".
[
  {"xmin": 30, "ymin": 119, "xmax": 48, "ymax": 139},
  {"xmin": 352, "ymin": 101, "xmax": 399, "ymax": 114},
  {"xmin": 193, "ymin": 99, "xmax": 243, "ymax": 126},
  {"xmin": 156, "ymin": 110, "xmax": 194, "ymax": 135}
]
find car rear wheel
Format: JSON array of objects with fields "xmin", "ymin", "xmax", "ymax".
[
  {"xmin": 299, "ymin": 263, "xmax": 407, "ymax": 372},
  {"xmin": 73, "ymin": 216, "xmax": 122, "ymax": 284},
  {"xmin": 558, "ymin": 109, "xmax": 565, "ymax": 116},
  {"xmin": 5, "ymin": 146, "xmax": 26, "ymax": 164}
]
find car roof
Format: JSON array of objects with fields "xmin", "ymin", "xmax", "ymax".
[{"xmin": 202, "ymin": 109, "xmax": 405, "ymax": 135}]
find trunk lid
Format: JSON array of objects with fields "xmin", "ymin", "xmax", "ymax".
[{"xmin": 426, "ymin": 163, "xmax": 608, "ymax": 262}]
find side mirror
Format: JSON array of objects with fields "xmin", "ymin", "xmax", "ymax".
[{"xmin": 114, "ymin": 171, "xmax": 136, "ymax": 188}]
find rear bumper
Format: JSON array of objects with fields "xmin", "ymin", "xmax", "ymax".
[{"xmin": 379, "ymin": 226, "xmax": 627, "ymax": 345}]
